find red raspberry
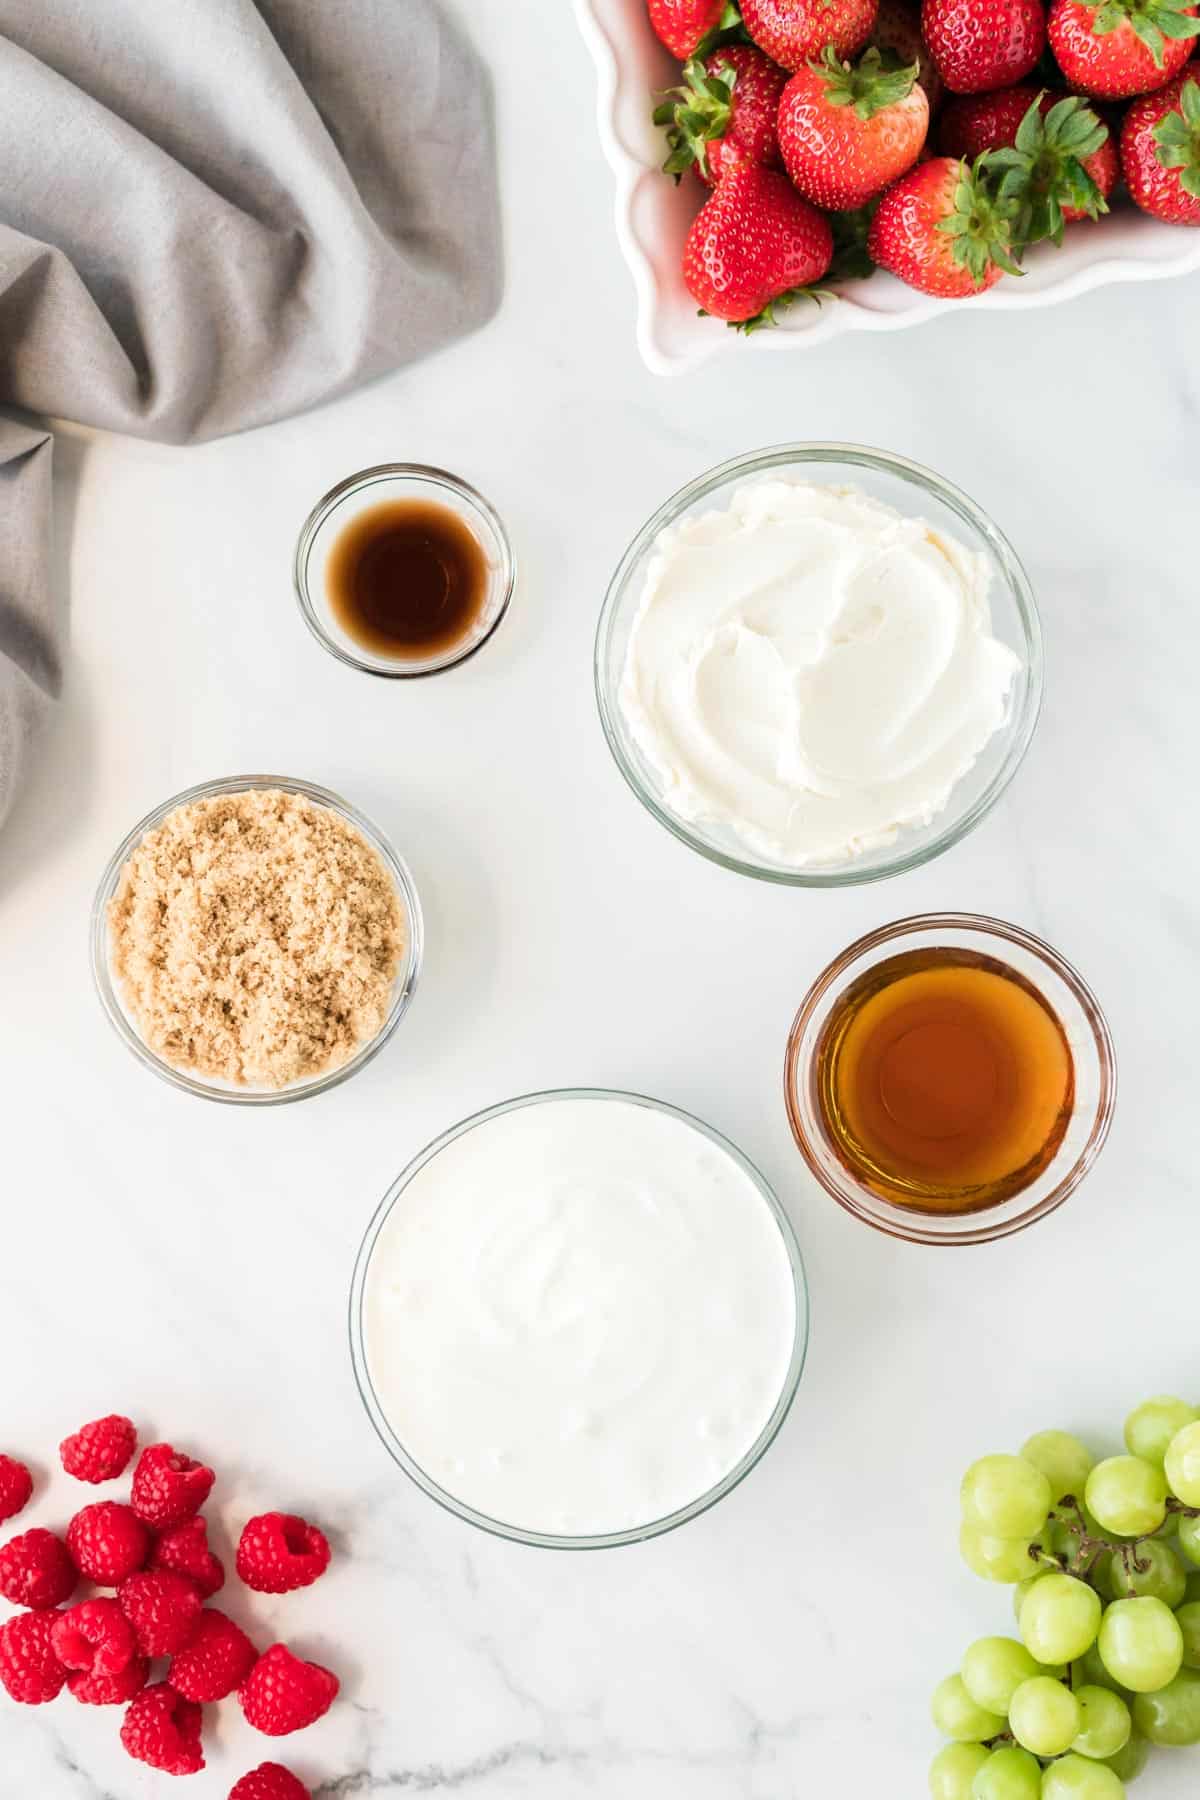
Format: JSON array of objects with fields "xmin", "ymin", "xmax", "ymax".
[
  {"xmin": 50, "ymin": 1597, "xmax": 137, "ymax": 1676},
  {"xmin": 169, "ymin": 1607, "xmax": 257, "ymax": 1702},
  {"xmin": 60, "ymin": 1414, "xmax": 137, "ymax": 1484},
  {"xmin": 0, "ymin": 1454, "xmax": 33, "ymax": 1523},
  {"xmin": 131, "ymin": 1443, "xmax": 215, "ymax": 1529},
  {"xmin": 229, "ymin": 1765, "xmax": 312, "ymax": 1800},
  {"xmin": 0, "ymin": 1610, "xmax": 68, "ymax": 1704},
  {"xmin": 120, "ymin": 1682, "xmax": 205, "ymax": 1775},
  {"xmin": 236, "ymin": 1513, "xmax": 331, "ymax": 1594},
  {"xmin": 0, "ymin": 1528, "xmax": 77, "ymax": 1610},
  {"xmin": 239, "ymin": 1643, "xmax": 339, "ymax": 1736},
  {"xmin": 69, "ymin": 1655, "xmax": 149, "ymax": 1706},
  {"xmin": 119, "ymin": 1569, "xmax": 203, "ymax": 1656},
  {"xmin": 67, "ymin": 1501, "xmax": 149, "ymax": 1585},
  {"xmin": 152, "ymin": 1515, "xmax": 225, "ymax": 1599}
]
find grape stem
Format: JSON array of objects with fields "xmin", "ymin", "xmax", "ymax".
[{"xmin": 1029, "ymin": 1494, "xmax": 1200, "ymax": 1581}]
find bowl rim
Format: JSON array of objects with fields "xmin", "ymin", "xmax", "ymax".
[
  {"xmin": 594, "ymin": 441, "xmax": 1045, "ymax": 889},
  {"xmin": 348, "ymin": 1085, "xmax": 810, "ymax": 1549},
  {"xmin": 90, "ymin": 773, "xmax": 424, "ymax": 1106},
  {"xmin": 783, "ymin": 911, "xmax": 1118, "ymax": 1245},
  {"xmin": 293, "ymin": 461, "xmax": 517, "ymax": 680}
]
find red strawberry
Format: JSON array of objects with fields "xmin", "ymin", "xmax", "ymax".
[
  {"xmin": 655, "ymin": 46, "xmax": 788, "ymax": 185},
  {"xmin": 938, "ymin": 88, "xmax": 1116, "ymax": 227},
  {"xmin": 741, "ymin": 0, "xmax": 879, "ymax": 68},
  {"xmin": 867, "ymin": 154, "xmax": 1022, "ymax": 292},
  {"xmin": 778, "ymin": 47, "xmax": 929, "ymax": 208},
  {"xmin": 682, "ymin": 162, "xmax": 834, "ymax": 323},
  {"xmin": 922, "ymin": 0, "xmax": 1046, "ymax": 92},
  {"xmin": 648, "ymin": 0, "xmax": 741, "ymax": 59},
  {"xmin": 872, "ymin": 0, "xmax": 946, "ymax": 110},
  {"xmin": 1048, "ymin": 0, "xmax": 1199, "ymax": 97},
  {"xmin": 1121, "ymin": 64, "xmax": 1200, "ymax": 216}
]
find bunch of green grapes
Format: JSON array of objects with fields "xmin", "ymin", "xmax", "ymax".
[{"xmin": 931, "ymin": 1397, "xmax": 1200, "ymax": 1798}]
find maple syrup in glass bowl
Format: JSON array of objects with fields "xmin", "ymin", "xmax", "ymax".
[{"xmin": 785, "ymin": 914, "xmax": 1116, "ymax": 1245}]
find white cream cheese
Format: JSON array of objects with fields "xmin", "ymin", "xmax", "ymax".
[
  {"xmin": 618, "ymin": 480, "xmax": 1022, "ymax": 867},
  {"xmin": 363, "ymin": 1096, "xmax": 797, "ymax": 1538}
]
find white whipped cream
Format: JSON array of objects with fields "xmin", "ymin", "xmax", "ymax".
[
  {"xmin": 363, "ymin": 1096, "xmax": 797, "ymax": 1538},
  {"xmin": 618, "ymin": 480, "xmax": 1021, "ymax": 867}
]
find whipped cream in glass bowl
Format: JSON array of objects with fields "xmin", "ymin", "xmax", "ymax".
[{"xmin": 595, "ymin": 445, "xmax": 1043, "ymax": 887}]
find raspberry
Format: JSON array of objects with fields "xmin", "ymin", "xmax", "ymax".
[
  {"xmin": 131, "ymin": 1443, "xmax": 215, "ymax": 1529},
  {"xmin": 0, "ymin": 1528, "xmax": 77, "ymax": 1610},
  {"xmin": 120, "ymin": 1682, "xmax": 205, "ymax": 1775},
  {"xmin": 170, "ymin": 1608, "xmax": 257, "ymax": 1702},
  {"xmin": 239, "ymin": 1643, "xmax": 339, "ymax": 1736},
  {"xmin": 229, "ymin": 1765, "xmax": 312, "ymax": 1800},
  {"xmin": 50, "ymin": 1597, "xmax": 137, "ymax": 1676},
  {"xmin": 0, "ymin": 1454, "xmax": 33, "ymax": 1523},
  {"xmin": 0, "ymin": 1611, "xmax": 68, "ymax": 1704},
  {"xmin": 60, "ymin": 1414, "xmax": 137, "ymax": 1484},
  {"xmin": 119, "ymin": 1570, "xmax": 203, "ymax": 1657},
  {"xmin": 152, "ymin": 1515, "xmax": 225, "ymax": 1599},
  {"xmin": 236, "ymin": 1513, "xmax": 331, "ymax": 1594},
  {"xmin": 69, "ymin": 1656, "xmax": 149, "ymax": 1706},
  {"xmin": 67, "ymin": 1501, "xmax": 149, "ymax": 1585}
]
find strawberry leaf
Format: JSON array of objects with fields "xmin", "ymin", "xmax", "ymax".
[
  {"xmin": 981, "ymin": 95, "xmax": 1110, "ymax": 246},
  {"xmin": 1153, "ymin": 77, "xmax": 1200, "ymax": 196},
  {"xmin": 813, "ymin": 45, "xmax": 919, "ymax": 121},
  {"xmin": 1089, "ymin": 0, "xmax": 1200, "ymax": 66}
]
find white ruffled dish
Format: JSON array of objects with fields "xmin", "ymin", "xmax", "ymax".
[{"xmin": 574, "ymin": 0, "xmax": 1200, "ymax": 375}]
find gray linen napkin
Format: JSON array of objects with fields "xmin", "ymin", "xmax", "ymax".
[{"xmin": 0, "ymin": 0, "xmax": 501, "ymax": 829}]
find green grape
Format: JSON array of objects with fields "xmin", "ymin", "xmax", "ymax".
[
  {"xmin": 1019, "ymin": 1572, "xmax": 1102, "ymax": 1663},
  {"xmin": 1022, "ymin": 1431, "xmax": 1095, "ymax": 1502},
  {"xmin": 961, "ymin": 1637, "xmax": 1043, "ymax": 1714},
  {"xmin": 960, "ymin": 1522, "xmax": 1038, "ymax": 1584},
  {"xmin": 1179, "ymin": 1515, "xmax": 1200, "ymax": 1569},
  {"xmin": 931, "ymin": 1674, "xmax": 1006, "ymax": 1742},
  {"xmin": 1109, "ymin": 1538, "xmax": 1187, "ymax": 1608},
  {"xmin": 1165, "ymin": 1421, "xmax": 1200, "ymax": 1507},
  {"xmin": 962, "ymin": 1455, "xmax": 1053, "ymax": 1538},
  {"xmin": 1071, "ymin": 1684, "xmax": 1131, "ymax": 1759},
  {"xmin": 930, "ymin": 1742, "xmax": 991, "ymax": 1799},
  {"xmin": 1130, "ymin": 1666, "xmax": 1200, "ymax": 1745},
  {"xmin": 1013, "ymin": 1574, "xmax": 1048, "ymax": 1622},
  {"xmin": 1040, "ymin": 1753, "xmax": 1125, "ymax": 1798},
  {"xmin": 1097, "ymin": 1597, "xmax": 1184, "ymax": 1692},
  {"xmin": 1124, "ymin": 1396, "xmax": 1198, "ymax": 1469},
  {"xmin": 971, "ymin": 1745, "xmax": 1041, "ymax": 1800},
  {"xmin": 1176, "ymin": 1599, "xmax": 1200, "ymax": 1669},
  {"xmin": 1073, "ymin": 1642, "xmax": 1131, "ymax": 1699},
  {"xmin": 1008, "ymin": 1675, "xmax": 1081, "ymax": 1756},
  {"xmin": 1101, "ymin": 1730, "xmax": 1148, "ymax": 1782},
  {"xmin": 1085, "ymin": 1458, "xmax": 1168, "ymax": 1537}
]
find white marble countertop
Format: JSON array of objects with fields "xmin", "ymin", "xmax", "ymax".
[{"xmin": 3, "ymin": 5, "xmax": 1198, "ymax": 1796}]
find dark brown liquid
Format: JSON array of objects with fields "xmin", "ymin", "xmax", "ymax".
[
  {"xmin": 815, "ymin": 948, "xmax": 1074, "ymax": 1216},
  {"xmin": 327, "ymin": 500, "xmax": 488, "ymax": 661}
]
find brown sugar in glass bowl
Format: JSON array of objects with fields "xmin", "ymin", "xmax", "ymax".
[{"xmin": 91, "ymin": 776, "xmax": 423, "ymax": 1105}]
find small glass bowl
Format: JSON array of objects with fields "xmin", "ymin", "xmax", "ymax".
[
  {"xmin": 349, "ymin": 1088, "xmax": 810, "ymax": 1549},
  {"xmin": 294, "ymin": 463, "xmax": 515, "ymax": 677},
  {"xmin": 785, "ymin": 914, "xmax": 1116, "ymax": 1246},
  {"xmin": 595, "ymin": 443, "xmax": 1043, "ymax": 887},
  {"xmin": 91, "ymin": 774, "xmax": 423, "ymax": 1106}
]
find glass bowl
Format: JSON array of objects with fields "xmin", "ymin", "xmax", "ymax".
[
  {"xmin": 91, "ymin": 774, "xmax": 423, "ymax": 1106},
  {"xmin": 785, "ymin": 914, "xmax": 1116, "ymax": 1245},
  {"xmin": 294, "ymin": 463, "xmax": 515, "ymax": 677},
  {"xmin": 349, "ymin": 1088, "xmax": 809, "ymax": 1548},
  {"xmin": 595, "ymin": 443, "xmax": 1043, "ymax": 887}
]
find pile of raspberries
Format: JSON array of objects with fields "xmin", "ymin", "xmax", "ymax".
[{"xmin": 0, "ymin": 1418, "xmax": 336, "ymax": 1797}]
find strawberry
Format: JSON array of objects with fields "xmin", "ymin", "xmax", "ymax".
[
  {"xmin": 648, "ymin": 0, "xmax": 744, "ymax": 59},
  {"xmin": 741, "ymin": 0, "xmax": 879, "ymax": 69},
  {"xmin": 655, "ymin": 46, "xmax": 788, "ymax": 184},
  {"xmin": 682, "ymin": 162, "xmax": 834, "ymax": 323},
  {"xmin": 938, "ymin": 88, "xmax": 1116, "ymax": 230},
  {"xmin": 922, "ymin": 0, "xmax": 1046, "ymax": 93},
  {"xmin": 866, "ymin": 154, "xmax": 1022, "ymax": 292},
  {"xmin": 778, "ymin": 48, "xmax": 930, "ymax": 208},
  {"xmin": 871, "ymin": 0, "xmax": 946, "ymax": 110},
  {"xmin": 1048, "ymin": 0, "xmax": 1200, "ymax": 96},
  {"xmin": 1121, "ymin": 64, "xmax": 1200, "ymax": 217}
]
